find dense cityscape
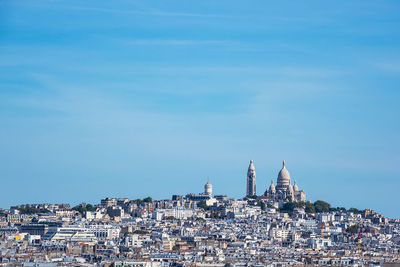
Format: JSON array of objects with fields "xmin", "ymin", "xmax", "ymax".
[{"xmin": 1, "ymin": 161, "xmax": 399, "ymax": 266}]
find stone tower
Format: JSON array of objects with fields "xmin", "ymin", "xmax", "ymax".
[
  {"xmin": 204, "ymin": 181, "xmax": 212, "ymax": 196},
  {"xmin": 246, "ymin": 160, "xmax": 256, "ymax": 197}
]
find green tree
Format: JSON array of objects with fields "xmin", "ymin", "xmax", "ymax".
[
  {"xmin": 72, "ymin": 205, "xmax": 81, "ymax": 213},
  {"xmin": 18, "ymin": 207, "xmax": 40, "ymax": 214},
  {"xmin": 348, "ymin": 208, "xmax": 361, "ymax": 214},
  {"xmin": 72, "ymin": 203, "xmax": 95, "ymax": 214},
  {"xmin": 281, "ymin": 202, "xmax": 295, "ymax": 214},
  {"xmin": 305, "ymin": 202, "xmax": 315, "ymax": 213},
  {"xmin": 197, "ymin": 201, "xmax": 210, "ymax": 210},
  {"xmin": 143, "ymin": 197, "xmax": 153, "ymax": 203},
  {"xmin": 314, "ymin": 200, "xmax": 331, "ymax": 213},
  {"xmin": 279, "ymin": 201, "xmax": 306, "ymax": 214},
  {"xmin": 330, "ymin": 206, "xmax": 347, "ymax": 212},
  {"xmin": 293, "ymin": 201, "xmax": 306, "ymax": 209},
  {"xmin": 133, "ymin": 199, "xmax": 143, "ymax": 205},
  {"xmin": 257, "ymin": 201, "xmax": 266, "ymax": 211},
  {"xmin": 133, "ymin": 229, "xmax": 149, "ymax": 235},
  {"xmin": 346, "ymin": 224, "xmax": 359, "ymax": 234}
]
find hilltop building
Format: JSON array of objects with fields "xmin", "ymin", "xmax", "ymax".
[
  {"xmin": 264, "ymin": 160, "xmax": 306, "ymax": 202},
  {"xmin": 204, "ymin": 181, "xmax": 212, "ymax": 196},
  {"xmin": 246, "ymin": 160, "xmax": 256, "ymax": 197},
  {"xmin": 185, "ymin": 181, "xmax": 215, "ymax": 205}
]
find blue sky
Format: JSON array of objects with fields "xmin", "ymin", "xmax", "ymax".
[{"xmin": 1, "ymin": 0, "xmax": 400, "ymax": 218}]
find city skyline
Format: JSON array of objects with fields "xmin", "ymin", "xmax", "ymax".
[
  {"xmin": 1, "ymin": 158, "xmax": 395, "ymax": 219},
  {"xmin": 1, "ymin": 0, "xmax": 400, "ymax": 219}
]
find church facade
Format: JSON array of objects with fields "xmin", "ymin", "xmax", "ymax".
[{"xmin": 264, "ymin": 160, "xmax": 306, "ymax": 202}]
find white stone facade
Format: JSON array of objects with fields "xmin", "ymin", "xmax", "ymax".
[{"xmin": 264, "ymin": 160, "xmax": 306, "ymax": 202}]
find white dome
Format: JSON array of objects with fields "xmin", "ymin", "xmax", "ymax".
[
  {"xmin": 205, "ymin": 181, "xmax": 212, "ymax": 196},
  {"xmin": 288, "ymin": 184, "xmax": 294, "ymax": 193},
  {"xmin": 293, "ymin": 180, "xmax": 299, "ymax": 191},
  {"xmin": 269, "ymin": 180, "xmax": 276, "ymax": 193},
  {"xmin": 277, "ymin": 160, "xmax": 291, "ymax": 187}
]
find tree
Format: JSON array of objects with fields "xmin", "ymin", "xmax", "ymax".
[
  {"xmin": 348, "ymin": 208, "xmax": 361, "ymax": 214},
  {"xmin": 257, "ymin": 201, "xmax": 266, "ymax": 211},
  {"xmin": 346, "ymin": 224, "xmax": 359, "ymax": 234},
  {"xmin": 72, "ymin": 203, "xmax": 95, "ymax": 214},
  {"xmin": 280, "ymin": 202, "xmax": 295, "ymax": 214},
  {"xmin": 72, "ymin": 205, "xmax": 84, "ymax": 214},
  {"xmin": 293, "ymin": 201, "xmax": 306, "ymax": 209},
  {"xmin": 330, "ymin": 206, "xmax": 347, "ymax": 212},
  {"xmin": 18, "ymin": 207, "xmax": 41, "ymax": 214},
  {"xmin": 314, "ymin": 200, "xmax": 331, "ymax": 213},
  {"xmin": 143, "ymin": 197, "xmax": 152, "ymax": 203},
  {"xmin": 133, "ymin": 199, "xmax": 143, "ymax": 205},
  {"xmin": 197, "ymin": 201, "xmax": 210, "ymax": 210},
  {"xmin": 133, "ymin": 229, "xmax": 149, "ymax": 235},
  {"xmin": 86, "ymin": 204, "xmax": 95, "ymax": 212},
  {"xmin": 279, "ymin": 201, "xmax": 306, "ymax": 214},
  {"xmin": 305, "ymin": 202, "xmax": 315, "ymax": 213}
]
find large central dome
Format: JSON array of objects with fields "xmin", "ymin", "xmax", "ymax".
[{"xmin": 277, "ymin": 160, "xmax": 291, "ymax": 187}]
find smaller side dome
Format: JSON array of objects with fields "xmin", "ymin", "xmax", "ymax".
[
  {"xmin": 293, "ymin": 180, "xmax": 299, "ymax": 191},
  {"xmin": 269, "ymin": 180, "xmax": 276, "ymax": 193},
  {"xmin": 288, "ymin": 184, "xmax": 294, "ymax": 193}
]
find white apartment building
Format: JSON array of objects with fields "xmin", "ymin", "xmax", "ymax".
[{"xmin": 152, "ymin": 207, "xmax": 194, "ymax": 221}]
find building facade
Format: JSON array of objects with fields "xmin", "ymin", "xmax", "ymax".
[{"xmin": 264, "ymin": 160, "xmax": 306, "ymax": 202}]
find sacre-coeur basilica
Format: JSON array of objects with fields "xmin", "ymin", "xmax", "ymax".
[{"xmin": 246, "ymin": 160, "xmax": 306, "ymax": 204}]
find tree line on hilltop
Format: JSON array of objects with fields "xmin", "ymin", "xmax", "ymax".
[{"xmin": 273, "ymin": 200, "xmax": 363, "ymax": 214}]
